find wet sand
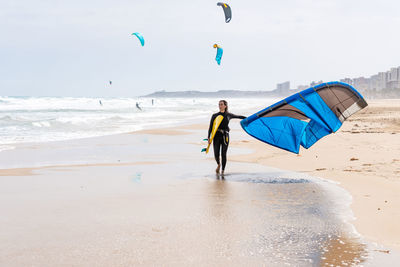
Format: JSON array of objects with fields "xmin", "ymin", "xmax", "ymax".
[
  {"xmin": 0, "ymin": 99, "xmax": 399, "ymax": 266},
  {"xmin": 0, "ymin": 162, "xmax": 369, "ymax": 266}
]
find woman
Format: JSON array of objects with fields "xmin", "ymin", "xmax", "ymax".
[{"xmin": 208, "ymin": 100, "xmax": 246, "ymax": 175}]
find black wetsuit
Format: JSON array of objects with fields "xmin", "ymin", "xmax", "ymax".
[{"xmin": 208, "ymin": 112, "xmax": 246, "ymax": 171}]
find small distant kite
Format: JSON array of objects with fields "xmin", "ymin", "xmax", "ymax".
[
  {"xmin": 217, "ymin": 2, "xmax": 232, "ymax": 23},
  {"xmin": 131, "ymin": 32, "xmax": 145, "ymax": 46},
  {"xmin": 213, "ymin": 44, "xmax": 223, "ymax": 65}
]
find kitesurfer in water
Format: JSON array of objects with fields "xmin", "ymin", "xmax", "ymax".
[{"xmin": 208, "ymin": 100, "xmax": 245, "ymax": 175}]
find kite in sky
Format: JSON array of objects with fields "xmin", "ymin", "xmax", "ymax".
[
  {"xmin": 217, "ymin": 2, "xmax": 232, "ymax": 23},
  {"xmin": 213, "ymin": 44, "xmax": 223, "ymax": 65},
  {"xmin": 131, "ymin": 32, "xmax": 145, "ymax": 46}
]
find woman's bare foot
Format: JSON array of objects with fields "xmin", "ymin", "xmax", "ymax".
[{"xmin": 216, "ymin": 164, "xmax": 221, "ymax": 174}]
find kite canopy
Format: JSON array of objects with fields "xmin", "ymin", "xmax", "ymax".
[
  {"xmin": 241, "ymin": 82, "xmax": 368, "ymax": 153},
  {"xmin": 213, "ymin": 44, "xmax": 223, "ymax": 65},
  {"xmin": 217, "ymin": 2, "xmax": 232, "ymax": 23},
  {"xmin": 131, "ymin": 32, "xmax": 145, "ymax": 46}
]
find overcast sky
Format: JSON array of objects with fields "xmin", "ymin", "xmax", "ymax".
[{"xmin": 1, "ymin": 0, "xmax": 399, "ymax": 97}]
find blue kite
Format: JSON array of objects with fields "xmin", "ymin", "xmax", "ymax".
[
  {"xmin": 240, "ymin": 82, "xmax": 368, "ymax": 153},
  {"xmin": 132, "ymin": 32, "xmax": 145, "ymax": 46}
]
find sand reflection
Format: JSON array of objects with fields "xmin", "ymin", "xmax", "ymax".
[
  {"xmin": 208, "ymin": 177, "xmax": 231, "ymax": 220},
  {"xmin": 319, "ymin": 235, "xmax": 367, "ymax": 266},
  {"xmin": 201, "ymin": 173, "xmax": 368, "ymax": 265}
]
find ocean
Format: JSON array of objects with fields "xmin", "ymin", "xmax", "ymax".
[{"xmin": 0, "ymin": 96, "xmax": 276, "ymax": 150}]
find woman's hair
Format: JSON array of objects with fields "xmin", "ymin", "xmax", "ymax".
[{"xmin": 219, "ymin": 100, "xmax": 228, "ymax": 112}]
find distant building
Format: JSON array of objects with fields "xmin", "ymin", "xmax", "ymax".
[
  {"xmin": 353, "ymin": 77, "xmax": 369, "ymax": 91},
  {"xmin": 290, "ymin": 65, "xmax": 400, "ymax": 96},
  {"xmin": 276, "ymin": 81, "xmax": 290, "ymax": 93},
  {"xmin": 369, "ymin": 74, "xmax": 380, "ymax": 90},
  {"xmin": 334, "ymin": 66, "xmax": 399, "ymax": 91},
  {"xmin": 310, "ymin": 80, "xmax": 323, "ymax": 87},
  {"xmin": 376, "ymin": 72, "xmax": 388, "ymax": 90},
  {"xmin": 296, "ymin": 84, "xmax": 309, "ymax": 91},
  {"xmin": 340, "ymin": 78, "xmax": 353, "ymax": 85},
  {"xmin": 387, "ymin": 67, "xmax": 400, "ymax": 89}
]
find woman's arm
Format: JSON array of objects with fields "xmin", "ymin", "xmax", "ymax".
[{"xmin": 228, "ymin": 113, "xmax": 246, "ymax": 120}]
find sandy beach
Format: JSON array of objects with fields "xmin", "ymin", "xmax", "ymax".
[{"xmin": 0, "ymin": 99, "xmax": 399, "ymax": 266}]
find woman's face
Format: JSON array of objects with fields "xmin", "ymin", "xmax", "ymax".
[{"xmin": 219, "ymin": 101, "xmax": 226, "ymax": 112}]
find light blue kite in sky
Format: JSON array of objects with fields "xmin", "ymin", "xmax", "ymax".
[
  {"xmin": 132, "ymin": 32, "xmax": 145, "ymax": 46},
  {"xmin": 213, "ymin": 44, "xmax": 223, "ymax": 65}
]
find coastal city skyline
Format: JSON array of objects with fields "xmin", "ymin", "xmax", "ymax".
[
  {"xmin": 147, "ymin": 65, "xmax": 400, "ymax": 98},
  {"xmin": 277, "ymin": 65, "xmax": 400, "ymax": 96}
]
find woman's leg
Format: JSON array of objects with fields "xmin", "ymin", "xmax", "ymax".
[
  {"xmin": 221, "ymin": 133, "xmax": 229, "ymax": 172},
  {"xmin": 213, "ymin": 135, "xmax": 222, "ymax": 173}
]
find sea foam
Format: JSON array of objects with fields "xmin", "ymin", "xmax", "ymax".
[{"xmin": 0, "ymin": 96, "xmax": 275, "ymax": 145}]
